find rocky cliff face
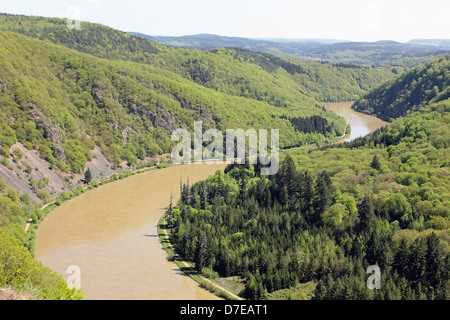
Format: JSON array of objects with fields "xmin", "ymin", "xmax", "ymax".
[
  {"xmin": 0, "ymin": 140, "xmax": 171, "ymax": 204},
  {"xmin": 0, "ymin": 142, "xmax": 115, "ymax": 202}
]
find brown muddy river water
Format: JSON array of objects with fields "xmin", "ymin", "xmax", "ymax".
[
  {"xmin": 35, "ymin": 102, "xmax": 387, "ymax": 300},
  {"xmin": 324, "ymin": 101, "xmax": 389, "ymax": 142},
  {"xmin": 35, "ymin": 163, "xmax": 226, "ymax": 300}
]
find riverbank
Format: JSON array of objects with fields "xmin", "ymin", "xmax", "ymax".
[
  {"xmin": 24, "ymin": 162, "xmax": 170, "ymax": 255},
  {"xmin": 34, "ymin": 162, "xmax": 226, "ymax": 300},
  {"xmin": 158, "ymin": 213, "xmax": 243, "ymax": 300},
  {"xmin": 32, "ymin": 159, "xmax": 241, "ymax": 300},
  {"xmin": 31, "ymin": 102, "xmax": 390, "ymax": 300},
  {"xmin": 324, "ymin": 101, "xmax": 388, "ymax": 143},
  {"xmin": 32, "ymin": 160, "xmax": 237, "ymax": 300}
]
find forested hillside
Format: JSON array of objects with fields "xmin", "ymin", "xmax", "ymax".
[
  {"xmin": 197, "ymin": 48, "xmax": 399, "ymax": 102},
  {"xmin": 0, "ymin": 27, "xmax": 345, "ymax": 272},
  {"xmin": 0, "ymin": 14, "xmax": 400, "ymax": 103},
  {"xmin": 0, "ymin": 190, "xmax": 83, "ymax": 299},
  {"xmin": 0, "ymin": 227, "xmax": 84, "ymax": 299},
  {"xmin": 0, "ymin": 30, "xmax": 349, "ymax": 187},
  {"xmin": 352, "ymin": 57, "xmax": 449, "ymax": 121},
  {"xmin": 168, "ymin": 69, "xmax": 450, "ymax": 300},
  {"xmin": 0, "ymin": 13, "xmax": 406, "ymax": 205},
  {"xmin": 1, "ymin": 13, "xmax": 448, "ymax": 301}
]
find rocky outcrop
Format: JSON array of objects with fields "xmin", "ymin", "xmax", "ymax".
[
  {"xmin": 0, "ymin": 287, "xmax": 30, "ymax": 300},
  {"xmin": 0, "ymin": 142, "xmax": 118, "ymax": 202},
  {"xmin": 32, "ymin": 106, "xmax": 66, "ymax": 162},
  {"xmin": 92, "ymin": 83, "xmax": 109, "ymax": 104}
]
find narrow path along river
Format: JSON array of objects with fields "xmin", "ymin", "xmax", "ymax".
[
  {"xmin": 35, "ymin": 163, "xmax": 226, "ymax": 300},
  {"xmin": 34, "ymin": 101, "xmax": 388, "ymax": 300}
]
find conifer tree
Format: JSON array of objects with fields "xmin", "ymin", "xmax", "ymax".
[
  {"xmin": 425, "ymin": 233, "xmax": 447, "ymax": 299},
  {"xmin": 358, "ymin": 195, "xmax": 376, "ymax": 232},
  {"xmin": 313, "ymin": 170, "xmax": 333, "ymax": 223},
  {"xmin": 84, "ymin": 168, "xmax": 92, "ymax": 184},
  {"xmin": 370, "ymin": 155, "xmax": 381, "ymax": 171}
]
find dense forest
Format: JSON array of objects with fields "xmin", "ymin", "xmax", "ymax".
[
  {"xmin": 352, "ymin": 57, "xmax": 449, "ymax": 121},
  {"xmin": 0, "ymin": 181, "xmax": 83, "ymax": 299},
  {"xmin": 0, "ymin": 13, "xmax": 449, "ymax": 301},
  {"xmin": 171, "ymin": 152, "xmax": 449, "ymax": 299},
  {"xmin": 280, "ymin": 115, "xmax": 338, "ymax": 136},
  {"xmin": 0, "ymin": 14, "xmax": 401, "ymax": 103},
  {"xmin": 168, "ymin": 71, "xmax": 450, "ymax": 299},
  {"xmin": 0, "ymin": 13, "xmax": 405, "ymax": 206},
  {"xmin": 0, "ymin": 30, "xmax": 349, "ymax": 177}
]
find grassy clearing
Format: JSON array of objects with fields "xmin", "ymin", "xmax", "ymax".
[
  {"xmin": 267, "ymin": 282, "xmax": 317, "ymax": 300},
  {"xmin": 214, "ymin": 276, "xmax": 246, "ymax": 297}
]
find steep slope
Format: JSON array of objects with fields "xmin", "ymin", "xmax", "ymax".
[
  {"xmin": 352, "ymin": 57, "xmax": 449, "ymax": 121},
  {"xmin": 0, "ymin": 226, "xmax": 84, "ymax": 299},
  {"xmin": 169, "ymin": 69, "xmax": 450, "ymax": 300},
  {"xmin": 0, "ymin": 31, "xmax": 348, "ymax": 201},
  {"xmin": 0, "ymin": 14, "xmax": 400, "ymax": 103},
  {"xmin": 0, "ymin": 14, "xmax": 161, "ymax": 61},
  {"xmin": 155, "ymin": 47, "xmax": 400, "ymax": 103}
]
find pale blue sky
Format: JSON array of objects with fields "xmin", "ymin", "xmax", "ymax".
[{"xmin": 3, "ymin": 0, "xmax": 449, "ymax": 42}]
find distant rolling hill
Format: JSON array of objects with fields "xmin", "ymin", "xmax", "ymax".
[
  {"xmin": 129, "ymin": 32, "xmax": 323, "ymax": 57},
  {"xmin": 132, "ymin": 32, "xmax": 450, "ymax": 68},
  {"xmin": 407, "ymin": 39, "xmax": 450, "ymax": 50}
]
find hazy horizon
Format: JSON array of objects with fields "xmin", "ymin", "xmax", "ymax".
[
  {"xmin": 136, "ymin": 32, "xmax": 450, "ymax": 44},
  {"xmin": 3, "ymin": 0, "xmax": 450, "ymax": 43}
]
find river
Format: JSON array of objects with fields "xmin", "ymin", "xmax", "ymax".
[
  {"xmin": 35, "ymin": 163, "xmax": 226, "ymax": 300},
  {"xmin": 324, "ymin": 101, "xmax": 389, "ymax": 142},
  {"xmin": 34, "ymin": 102, "xmax": 387, "ymax": 300}
]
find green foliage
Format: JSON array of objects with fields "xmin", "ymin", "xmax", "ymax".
[
  {"xmin": 353, "ymin": 57, "xmax": 449, "ymax": 121},
  {"xmin": 64, "ymin": 140, "xmax": 87, "ymax": 173},
  {"xmin": 169, "ymin": 86, "xmax": 450, "ymax": 300},
  {"xmin": 36, "ymin": 190, "xmax": 50, "ymax": 203},
  {"xmin": 1, "ymin": 13, "xmax": 449, "ymax": 301},
  {"xmin": 322, "ymin": 203, "xmax": 349, "ymax": 230},
  {"xmin": 84, "ymin": 168, "xmax": 92, "ymax": 184},
  {"xmin": 0, "ymin": 122, "xmax": 17, "ymax": 149},
  {"xmin": 0, "ymin": 28, "xmax": 355, "ymax": 177},
  {"xmin": 0, "ymin": 227, "xmax": 83, "ymax": 299}
]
